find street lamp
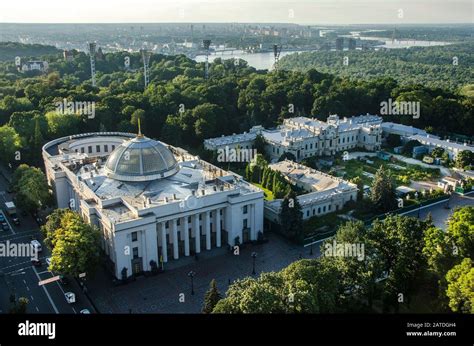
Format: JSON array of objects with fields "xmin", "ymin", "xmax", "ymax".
[
  {"xmin": 251, "ymin": 252, "xmax": 257, "ymax": 275},
  {"xmin": 188, "ymin": 271, "xmax": 195, "ymax": 295}
]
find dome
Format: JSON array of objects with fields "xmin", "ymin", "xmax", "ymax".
[{"xmin": 104, "ymin": 136, "xmax": 179, "ymax": 182}]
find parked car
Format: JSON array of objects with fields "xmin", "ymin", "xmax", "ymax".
[
  {"xmin": 31, "ymin": 259, "xmax": 42, "ymax": 266},
  {"xmin": 1, "ymin": 222, "xmax": 9, "ymax": 231},
  {"xmin": 80, "ymin": 309, "xmax": 91, "ymax": 314},
  {"xmin": 64, "ymin": 292, "xmax": 76, "ymax": 304},
  {"xmin": 46, "ymin": 257, "xmax": 51, "ymax": 266},
  {"xmin": 30, "ymin": 240, "xmax": 42, "ymax": 253}
]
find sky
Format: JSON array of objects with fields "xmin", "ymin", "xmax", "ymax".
[{"xmin": 0, "ymin": 0, "xmax": 472, "ymax": 24}]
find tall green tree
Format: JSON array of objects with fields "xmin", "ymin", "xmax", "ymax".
[
  {"xmin": 13, "ymin": 164, "xmax": 50, "ymax": 213},
  {"xmin": 280, "ymin": 190, "xmax": 303, "ymax": 241},
  {"xmin": 445, "ymin": 258, "xmax": 473, "ymax": 314},
  {"xmin": 370, "ymin": 166, "xmax": 396, "ymax": 213},
  {"xmin": 0, "ymin": 125, "xmax": 22, "ymax": 164},
  {"xmin": 48, "ymin": 211, "xmax": 101, "ymax": 277},
  {"xmin": 202, "ymin": 279, "xmax": 222, "ymax": 314}
]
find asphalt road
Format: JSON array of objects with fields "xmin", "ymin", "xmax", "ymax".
[
  {"xmin": 403, "ymin": 191, "xmax": 474, "ymax": 229},
  {"xmin": 0, "ymin": 168, "xmax": 95, "ymax": 314}
]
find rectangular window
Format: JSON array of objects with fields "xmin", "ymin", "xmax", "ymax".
[
  {"xmin": 131, "ymin": 232, "xmax": 137, "ymax": 242},
  {"xmin": 306, "ymin": 210, "xmax": 309, "ymax": 217},
  {"xmin": 328, "ymin": 205, "xmax": 332, "ymax": 211},
  {"xmin": 112, "ymin": 145, "xmax": 115, "ymax": 150},
  {"xmin": 104, "ymin": 145, "xmax": 108, "ymax": 152},
  {"xmin": 177, "ymin": 219, "xmax": 180, "ymax": 226},
  {"xmin": 188, "ymin": 216, "xmax": 191, "ymax": 223},
  {"xmin": 243, "ymin": 219, "xmax": 248, "ymax": 229},
  {"xmin": 81, "ymin": 147, "xmax": 85, "ymax": 154},
  {"xmin": 88, "ymin": 146, "xmax": 92, "ymax": 154},
  {"xmin": 243, "ymin": 205, "xmax": 248, "ymax": 214},
  {"xmin": 133, "ymin": 247, "xmax": 139, "ymax": 259},
  {"xmin": 323, "ymin": 206, "xmax": 326, "ymax": 212},
  {"xmin": 96, "ymin": 145, "xmax": 100, "ymax": 152},
  {"xmin": 199, "ymin": 214, "xmax": 202, "ymax": 221},
  {"xmin": 318, "ymin": 207, "xmax": 321, "ymax": 214},
  {"xmin": 165, "ymin": 221, "xmax": 169, "ymax": 228}
]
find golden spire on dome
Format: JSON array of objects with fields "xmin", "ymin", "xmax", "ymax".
[{"xmin": 137, "ymin": 118, "xmax": 144, "ymax": 138}]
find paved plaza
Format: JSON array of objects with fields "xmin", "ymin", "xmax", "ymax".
[{"xmin": 87, "ymin": 232, "xmax": 320, "ymax": 313}]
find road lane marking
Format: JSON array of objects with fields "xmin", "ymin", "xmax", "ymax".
[
  {"xmin": 32, "ymin": 265, "xmax": 59, "ymax": 314},
  {"xmin": 30, "ymin": 295, "xmax": 34, "ymax": 301},
  {"xmin": 1, "ymin": 256, "xmax": 48, "ymax": 272},
  {"xmin": 35, "ymin": 306, "xmax": 39, "ymax": 312}
]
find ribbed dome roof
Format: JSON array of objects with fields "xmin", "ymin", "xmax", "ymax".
[{"xmin": 104, "ymin": 136, "xmax": 179, "ymax": 182}]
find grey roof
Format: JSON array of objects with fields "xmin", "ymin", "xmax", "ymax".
[
  {"xmin": 409, "ymin": 135, "xmax": 474, "ymax": 153},
  {"xmin": 105, "ymin": 136, "xmax": 179, "ymax": 182}
]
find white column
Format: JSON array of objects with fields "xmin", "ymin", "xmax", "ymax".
[
  {"xmin": 183, "ymin": 216, "xmax": 190, "ymax": 256},
  {"xmin": 172, "ymin": 219, "xmax": 179, "ymax": 260},
  {"xmin": 250, "ymin": 204, "xmax": 256, "ymax": 240},
  {"xmin": 205, "ymin": 211, "xmax": 211, "ymax": 250},
  {"xmin": 194, "ymin": 214, "xmax": 201, "ymax": 253},
  {"xmin": 160, "ymin": 222, "xmax": 167, "ymax": 263},
  {"xmin": 216, "ymin": 209, "xmax": 221, "ymax": 248}
]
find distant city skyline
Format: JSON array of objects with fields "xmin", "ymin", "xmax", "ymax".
[{"xmin": 0, "ymin": 0, "xmax": 472, "ymax": 24}]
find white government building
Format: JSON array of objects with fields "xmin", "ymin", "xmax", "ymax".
[
  {"xmin": 204, "ymin": 114, "xmax": 383, "ymax": 162},
  {"xmin": 43, "ymin": 132, "xmax": 264, "ymax": 278},
  {"xmin": 264, "ymin": 160, "xmax": 358, "ymax": 223}
]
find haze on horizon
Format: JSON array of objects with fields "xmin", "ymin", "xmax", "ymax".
[{"xmin": 0, "ymin": 0, "xmax": 472, "ymax": 25}]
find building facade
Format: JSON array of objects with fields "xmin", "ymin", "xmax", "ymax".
[
  {"xmin": 43, "ymin": 132, "xmax": 264, "ymax": 279},
  {"xmin": 205, "ymin": 114, "xmax": 383, "ymax": 162}
]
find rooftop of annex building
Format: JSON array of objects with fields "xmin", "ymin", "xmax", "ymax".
[{"xmin": 269, "ymin": 160, "xmax": 357, "ymax": 194}]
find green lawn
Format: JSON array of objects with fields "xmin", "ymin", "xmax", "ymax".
[
  {"xmin": 253, "ymin": 183, "xmax": 275, "ymax": 201},
  {"xmin": 333, "ymin": 156, "xmax": 441, "ymax": 188}
]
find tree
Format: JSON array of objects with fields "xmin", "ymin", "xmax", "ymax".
[
  {"xmin": 401, "ymin": 140, "xmax": 420, "ymax": 157},
  {"xmin": 202, "ymin": 279, "xmax": 222, "ymax": 313},
  {"xmin": 350, "ymin": 176, "xmax": 364, "ymax": 201},
  {"xmin": 455, "ymin": 150, "xmax": 474, "ymax": 169},
  {"xmin": 41, "ymin": 209, "xmax": 69, "ymax": 249},
  {"xmin": 45, "ymin": 111, "xmax": 81, "ymax": 138},
  {"xmin": 385, "ymin": 133, "xmax": 401, "ymax": 148},
  {"xmin": 10, "ymin": 297, "xmax": 29, "ymax": 314},
  {"xmin": 445, "ymin": 206, "xmax": 474, "ymax": 260},
  {"xmin": 212, "ymin": 259, "xmax": 340, "ymax": 313},
  {"xmin": 369, "ymin": 215, "xmax": 429, "ymax": 311},
  {"xmin": 280, "ymin": 190, "xmax": 303, "ymax": 241},
  {"xmin": 431, "ymin": 147, "xmax": 445, "ymax": 158},
  {"xmin": 445, "ymin": 258, "xmax": 473, "ymax": 313},
  {"xmin": 253, "ymin": 134, "xmax": 266, "ymax": 156},
  {"xmin": 278, "ymin": 152, "xmax": 296, "ymax": 162},
  {"xmin": 370, "ymin": 166, "xmax": 396, "ymax": 213},
  {"xmin": 13, "ymin": 165, "xmax": 50, "ymax": 213},
  {"xmin": 48, "ymin": 211, "xmax": 100, "ymax": 277},
  {"xmin": 0, "ymin": 125, "xmax": 22, "ymax": 164}
]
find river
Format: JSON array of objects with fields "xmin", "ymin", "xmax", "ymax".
[{"xmin": 194, "ymin": 37, "xmax": 452, "ymax": 70}]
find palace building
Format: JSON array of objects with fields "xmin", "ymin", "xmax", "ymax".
[
  {"xmin": 43, "ymin": 131, "xmax": 264, "ymax": 278},
  {"xmin": 204, "ymin": 114, "xmax": 383, "ymax": 162}
]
